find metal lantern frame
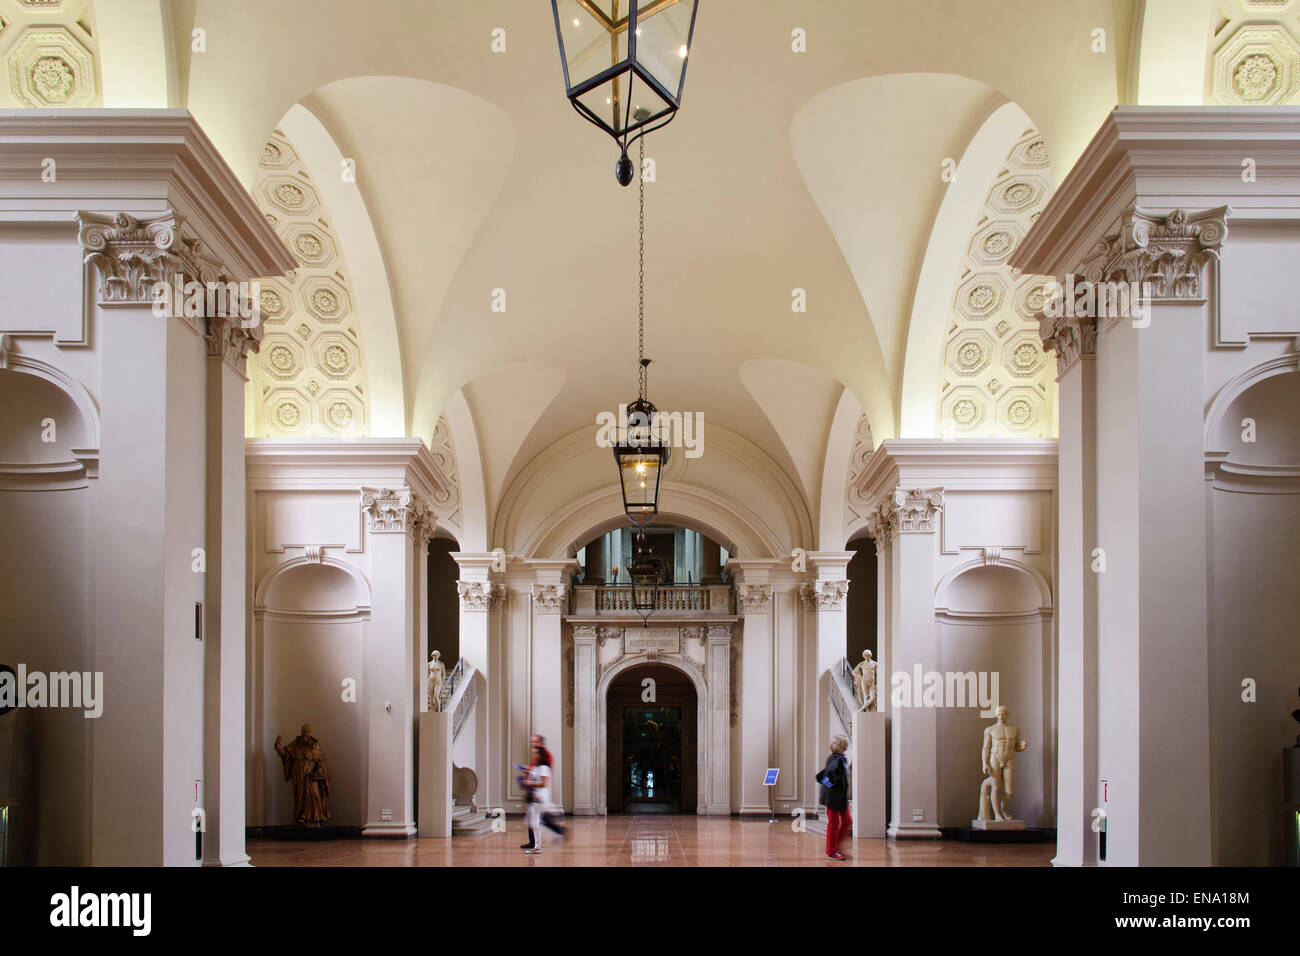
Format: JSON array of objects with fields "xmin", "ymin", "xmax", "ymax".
[
  {"xmin": 612, "ymin": 391, "xmax": 670, "ymax": 524},
  {"xmin": 628, "ymin": 527, "xmax": 666, "ymax": 622},
  {"xmin": 551, "ymin": 0, "xmax": 701, "ymax": 184}
]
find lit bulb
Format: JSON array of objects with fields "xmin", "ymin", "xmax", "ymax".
[
  {"xmin": 635, "ymin": 28, "xmax": 642, "ymax": 36},
  {"xmin": 640, "ymin": 481, "xmax": 646, "ymax": 488},
  {"xmin": 635, "ymin": 463, "xmax": 646, "ymax": 474},
  {"xmin": 606, "ymin": 97, "xmax": 612, "ymax": 104},
  {"xmin": 573, "ymin": 18, "xmax": 580, "ymax": 26},
  {"xmin": 679, "ymin": 45, "xmax": 688, "ymax": 58}
]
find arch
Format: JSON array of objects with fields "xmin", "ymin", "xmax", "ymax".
[
  {"xmin": 254, "ymin": 555, "xmax": 373, "ymax": 620},
  {"xmin": 280, "ymin": 102, "xmax": 405, "ymax": 437},
  {"xmin": 595, "ymin": 653, "xmax": 710, "ymax": 816},
  {"xmin": 0, "ymin": 345, "xmax": 101, "ymax": 467},
  {"xmin": 522, "ymin": 482, "xmax": 784, "ymax": 560},
  {"xmin": 934, "ymin": 556, "xmax": 1053, "ymax": 613},
  {"xmin": 899, "ymin": 99, "xmax": 1041, "ymax": 437},
  {"xmin": 1204, "ymin": 353, "xmax": 1300, "ymax": 456}
]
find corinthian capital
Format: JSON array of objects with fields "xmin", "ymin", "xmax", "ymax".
[
  {"xmin": 738, "ymin": 583, "xmax": 772, "ymax": 613},
  {"xmin": 79, "ymin": 210, "xmax": 220, "ymax": 303},
  {"xmin": 1076, "ymin": 205, "xmax": 1229, "ymax": 301},
  {"xmin": 361, "ymin": 486, "xmax": 430, "ymax": 537},
  {"xmin": 881, "ymin": 487, "xmax": 943, "ymax": 534},
  {"xmin": 457, "ymin": 580, "xmax": 492, "ymax": 611},
  {"xmin": 1039, "ymin": 309, "xmax": 1098, "ymax": 379},
  {"xmin": 531, "ymin": 583, "xmax": 565, "ymax": 614},
  {"xmin": 812, "ymin": 580, "xmax": 849, "ymax": 611}
]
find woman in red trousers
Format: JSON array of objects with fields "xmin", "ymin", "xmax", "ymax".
[{"xmin": 817, "ymin": 735, "xmax": 852, "ymax": 860}]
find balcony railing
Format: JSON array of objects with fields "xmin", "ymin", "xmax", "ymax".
[{"xmin": 570, "ymin": 583, "xmax": 734, "ymax": 616}]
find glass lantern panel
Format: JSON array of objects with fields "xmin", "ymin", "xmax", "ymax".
[
  {"xmin": 555, "ymin": 0, "xmax": 627, "ymax": 90},
  {"xmin": 576, "ymin": 69, "xmax": 632, "ymax": 135},
  {"xmin": 633, "ymin": 0, "xmax": 695, "ymax": 100},
  {"xmin": 619, "ymin": 453, "xmax": 661, "ymax": 515}
]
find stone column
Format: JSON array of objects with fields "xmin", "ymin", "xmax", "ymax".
[
  {"xmin": 202, "ymin": 314, "xmax": 261, "ymax": 867},
  {"xmin": 806, "ymin": 551, "xmax": 852, "ymax": 800},
  {"xmin": 451, "ymin": 552, "xmax": 502, "ymax": 808},
  {"xmin": 876, "ymin": 488, "xmax": 944, "ymax": 839},
  {"xmin": 525, "ymin": 558, "xmax": 577, "ymax": 809},
  {"xmin": 358, "ymin": 487, "xmax": 426, "ymax": 837},
  {"xmin": 732, "ymin": 566, "xmax": 774, "ymax": 815},
  {"xmin": 704, "ymin": 624, "xmax": 734, "ymax": 814},
  {"xmin": 571, "ymin": 624, "xmax": 600, "ymax": 815},
  {"xmin": 1043, "ymin": 313, "xmax": 1100, "ymax": 867}
]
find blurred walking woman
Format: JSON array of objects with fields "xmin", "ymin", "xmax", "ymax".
[{"xmin": 817, "ymin": 735, "xmax": 851, "ymax": 860}]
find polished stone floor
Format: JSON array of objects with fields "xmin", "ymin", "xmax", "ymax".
[{"xmin": 247, "ymin": 816, "xmax": 1055, "ymax": 866}]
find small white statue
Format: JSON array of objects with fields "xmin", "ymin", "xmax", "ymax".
[
  {"xmin": 977, "ymin": 705, "xmax": 1028, "ymax": 822},
  {"xmin": 851, "ymin": 649, "xmax": 878, "ymax": 712},
  {"xmin": 427, "ymin": 650, "xmax": 447, "ymax": 712}
]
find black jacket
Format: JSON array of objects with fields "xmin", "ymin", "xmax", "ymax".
[{"xmin": 817, "ymin": 752, "xmax": 849, "ymax": 811}]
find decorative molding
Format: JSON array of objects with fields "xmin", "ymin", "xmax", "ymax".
[
  {"xmin": 1212, "ymin": 23, "xmax": 1300, "ymax": 106},
  {"xmin": 304, "ymin": 545, "xmax": 323, "ymax": 564},
  {"xmin": 981, "ymin": 546, "xmax": 1001, "ymax": 566},
  {"xmin": 360, "ymin": 485, "xmax": 429, "ymax": 537},
  {"xmin": 880, "ymin": 487, "xmax": 944, "ymax": 534},
  {"xmin": 79, "ymin": 210, "xmax": 220, "ymax": 305},
  {"xmin": 1072, "ymin": 206, "xmax": 1228, "ymax": 303},
  {"xmin": 457, "ymin": 580, "xmax": 493, "ymax": 612},
  {"xmin": 812, "ymin": 579, "xmax": 849, "ymax": 610},
  {"xmin": 531, "ymin": 583, "xmax": 565, "ymax": 614},
  {"xmin": 428, "ymin": 415, "xmax": 462, "ymax": 530},
  {"xmin": 489, "ymin": 582, "xmax": 507, "ymax": 611},
  {"xmin": 250, "ymin": 128, "xmax": 369, "ymax": 437},
  {"xmin": 939, "ymin": 127, "xmax": 1056, "ymax": 438},
  {"xmin": 6, "ymin": 26, "xmax": 96, "ymax": 108},
  {"xmin": 1038, "ymin": 311, "xmax": 1098, "ymax": 378},
  {"xmin": 737, "ymin": 583, "xmax": 772, "ymax": 613}
]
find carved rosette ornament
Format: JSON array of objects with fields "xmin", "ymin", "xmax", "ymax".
[
  {"xmin": 738, "ymin": 583, "xmax": 772, "ymax": 613},
  {"xmin": 457, "ymin": 580, "xmax": 492, "ymax": 611},
  {"xmin": 531, "ymin": 584, "xmax": 565, "ymax": 614},
  {"xmin": 360, "ymin": 486, "xmax": 430, "ymax": 537},
  {"xmin": 813, "ymin": 580, "xmax": 849, "ymax": 610}
]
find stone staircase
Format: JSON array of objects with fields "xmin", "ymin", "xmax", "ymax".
[{"xmin": 451, "ymin": 804, "xmax": 494, "ymax": 837}]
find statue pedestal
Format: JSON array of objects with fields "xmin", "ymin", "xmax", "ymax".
[
  {"xmin": 971, "ymin": 818, "xmax": 1026, "ymax": 830},
  {"xmin": 852, "ymin": 711, "xmax": 886, "ymax": 838},
  {"xmin": 418, "ymin": 711, "xmax": 452, "ymax": 838}
]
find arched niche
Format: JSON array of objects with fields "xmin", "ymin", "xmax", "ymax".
[
  {"xmin": 251, "ymin": 558, "xmax": 371, "ymax": 830},
  {"xmin": 932, "ymin": 561, "xmax": 1053, "ymax": 831},
  {"xmin": 0, "ymin": 352, "xmax": 99, "ymax": 484}
]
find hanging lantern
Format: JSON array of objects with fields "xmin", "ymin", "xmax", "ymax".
[
  {"xmin": 551, "ymin": 0, "xmax": 701, "ymax": 185},
  {"xmin": 613, "ymin": 388, "xmax": 669, "ymax": 522},
  {"xmin": 629, "ymin": 529, "xmax": 665, "ymax": 618}
]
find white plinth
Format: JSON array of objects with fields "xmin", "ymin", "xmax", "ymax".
[
  {"xmin": 418, "ymin": 711, "xmax": 452, "ymax": 838},
  {"xmin": 852, "ymin": 711, "xmax": 886, "ymax": 838},
  {"xmin": 971, "ymin": 818, "xmax": 1026, "ymax": 830}
]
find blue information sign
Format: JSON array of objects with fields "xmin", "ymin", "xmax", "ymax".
[{"xmin": 763, "ymin": 768, "xmax": 780, "ymax": 786}]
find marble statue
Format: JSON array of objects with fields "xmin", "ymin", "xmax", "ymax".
[
  {"xmin": 427, "ymin": 650, "xmax": 447, "ymax": 712},
  {"xmin": 275, "ymin": 724, "xmax": 331, "ymax": 824},
  {"xmin": 851, "ymin": 649, "xmax": 878, "ymax": 712},
  {"xmin": 977, "ymin": 705, "xmax": 1028, "ymax": 822}
]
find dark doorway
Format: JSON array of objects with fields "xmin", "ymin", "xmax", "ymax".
[
  {"xmin": 606, "ymin": 664, "xmax": 697, "ymax": 813},
  {"xmin": 427, "ymin": 536, "xmax": 460, "ymax": 665},
  {"xmin": 846, "ymin": 539, "xmax": 878, "ymax": 664}
]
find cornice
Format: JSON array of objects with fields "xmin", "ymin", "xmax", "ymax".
[
  {"xmin": 853, "ymin": 438, "xmax": 1059, "ymax": 506},
  {"xmin": 1010, "ymin": 106, "xmax": 1300, "ymax": 279},
  {"xmin": 245, "ymin": 437, "xmax": 453, "ymax": 504},
  {"xmin": 0, "ymin": 110, "xmax": 296, "ymax": 279}
]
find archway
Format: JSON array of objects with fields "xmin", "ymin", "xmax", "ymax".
[{"xmin": 605, "ymin": 664, "xmax": 698, "ymax": 814}]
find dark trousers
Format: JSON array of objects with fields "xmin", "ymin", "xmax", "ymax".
[{"xmin": 825, "ymin": 807, "xmax": 851, "ymax": 855}]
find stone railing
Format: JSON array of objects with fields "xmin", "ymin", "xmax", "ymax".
[
  {"xmin": 570, "ymin": 584, "xmax": 734, "ymax": 616},
  {"xmin": 438, "ymin": 657, "xmax": 467, "ymax": 712},
  {"xmin": 829, "ymin": 657, "xmax": 857, "ymax": 742}
]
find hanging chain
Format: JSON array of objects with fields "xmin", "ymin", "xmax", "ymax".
[{"xmin": 637, "ymin": 136, "xmax": 647, "ymax": 403}]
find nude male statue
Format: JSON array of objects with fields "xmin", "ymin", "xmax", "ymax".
[
  {"xmin": 851, "ymin": 649, "xmax": 878, "ymax": 712},
  {"xmin": 978, "ymin": 705, "xmax": 1028, "ymax": 821},
  {"xmin": 427, "ymin": 650, "xmax": 447, "ymax": 712}
]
